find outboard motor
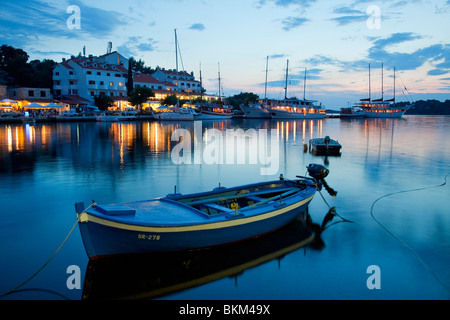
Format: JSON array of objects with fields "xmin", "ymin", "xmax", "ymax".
[{"xmin": 306, "ymin": 163, "xmax": 337, "ymax": 198}]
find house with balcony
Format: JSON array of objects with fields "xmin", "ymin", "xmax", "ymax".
[
  {"xmin": 53, "ymin": 52, "xmax": 129, "ymax": 103},
  {"xmin": 53, "ymin": 51, "xmax": 211, "ymax": 111},
  {"xmin": 152, "ymin": 68, "xmax": 203, "ymax": 95}
]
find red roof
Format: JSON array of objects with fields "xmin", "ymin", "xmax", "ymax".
[
  {"xmin": 58, "ymin": 95, "xmax": 91, "ymax": 105},
  {"xmin": 133, "ymin": 73, "xmax": 164, "ymax": 84},
  {"xmin": 67, "ymin": 57, "xmax": 128, "ymax": 73},
  {"xmin": 159, "ymin": 69, "xmax": 193, "ymax": 77}
]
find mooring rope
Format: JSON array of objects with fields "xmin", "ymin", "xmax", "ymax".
[
  {"xmin": 369, "ymin": 173, "xmax": 450, "ymax": 293},
  {"xmin": 0, "ymin": 218, "xmax": 79, "ymax": 298},
  {"xmin": 314, "ymin": 182, "xmax": 354, "ymax": 227},
  {"xmin": 0, "ymin": 202, "xmax": 94, "ymax": 298}
]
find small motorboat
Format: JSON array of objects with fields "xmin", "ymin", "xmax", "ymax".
[
  {"xmin": 75, "ymin": 164, "xmax": 336, "ymax": 259},
  {"xmin": 309, "ymin": 136, "xmax": 342, "ymax": 155},
  {"xmin": 96, "ymin": 113, "xmax": 119, "ymax": 122}
]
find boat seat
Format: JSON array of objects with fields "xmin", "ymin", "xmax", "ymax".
[
  {"xmin": 95, "ymin": 204, "xmax": 136, "ymax": 216},
  {"xmin": 245, "ymin": 195, "xmax": 265, "ymax": 202},
  {"xmin": 202, "ymin": 203, "xmax": 234, "ymax": 213}
]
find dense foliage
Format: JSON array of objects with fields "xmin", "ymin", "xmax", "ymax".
[
  {"xmin": 402, "ymin": 100, "xmax": 450, "ymax": 115},
  {"xmin": 0, "ymin": 45, "xmax": 55, "ymax": 89}
]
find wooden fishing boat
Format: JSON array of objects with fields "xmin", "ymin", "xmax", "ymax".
[
  {"xmin": 76, "ymin": 164, "xmax": 334, "ymax": 259},
  {"xmin": 309, "ymin": 136, "xmax": 342, "ymax": 155}
]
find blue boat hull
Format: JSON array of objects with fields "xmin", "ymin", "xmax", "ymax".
[
  {"xmin": 79, "ymin": 198, "xmax": 312, "ymax": 259},
  {"xmin": 77, "ymin": 178, "xmax": 319, "ymax": 259}
]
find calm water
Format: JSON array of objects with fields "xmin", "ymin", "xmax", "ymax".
[{"xmin": 0, "ymin": 116, "xmax": 449, "ymax": 300}]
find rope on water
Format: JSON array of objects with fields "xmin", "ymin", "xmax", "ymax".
[
  {"xmin": 0, "ymin": 202, "xmax": 94, "ymax": 298},
  {"xmin": 315, "ymin": 183, "xmax": 354, "ymax": 227},
  {"xmin": 370, "ymin": 173, "xmax": 450, "ymax": 293}
]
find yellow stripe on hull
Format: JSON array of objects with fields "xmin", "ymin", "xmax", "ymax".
[{"xmin": 78, "ymin": 194, "xmax": 314, "ymax": 233}]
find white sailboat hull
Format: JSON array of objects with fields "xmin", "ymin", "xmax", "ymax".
[
  {"xmin": 363, "ymin": 109, "xmax": 407, "ymax": 118},
  {"xmin": 240, "ymin": 105, "xmax": 271, "ymax": 119},
  {"xmin": 194, "ymin": 112, "xmax": 233, "ymax": 120},
  {"xmin": 155, "ymin": 112, "xmax": 194, "ymax": 121},
  {"xmin": 267, "ymin": 109, "xmax": 325, "ymax": 119}
]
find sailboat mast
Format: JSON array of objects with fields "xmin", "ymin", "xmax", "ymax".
[
  {"xmin": 175, "ymin": 29, "xmax": 178, "ymax": 74},
  {"xmin": 199, "ymin": 62, "xmax": 203, "ymax": 101},
  {"xmin": 303, "ymin": 68, "xmax": 307, "ymax": 100},
  {"xmin": 175, "ymin": 29, "xmax": 179, "ymax": 108},
  {"xmin": 369, "ymin": 63, "xmax": 371, "ymax": 103},
  {"xmin": 393, "ymin": 67, "xmax": 396, "ymax": 104},
  {"xmin": 284, "ymin": 59, "xmax": 289, "ymax": 99},
  {"xmin": 381, "ymin": 63, "xmax": 384, "ymax": 102},
  {"xmin": 218, "ymin": 62, "xmax": 221, "ymax": 102},
  {"xmin": 264, "ymin": 56, "xmax": 268, "ymax": 100}
]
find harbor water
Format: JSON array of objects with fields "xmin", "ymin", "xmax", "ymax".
[{"xmin": 0, "ymin": 116, "xmax": 449, "ymax": 300}]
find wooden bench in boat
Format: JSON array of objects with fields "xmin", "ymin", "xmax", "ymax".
[
  {"xmin": 202, "ymin": 203, "xmax": 234, "ymax": 213},
  {"xmin": 183, "ymin": 187, "xmax": 298, "ymax": 207}
]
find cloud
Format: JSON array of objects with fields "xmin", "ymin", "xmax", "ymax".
[
  {"xmin": 0, "ymin": 0, "xmax": 67, "ymax": 46},
  {"xmin": 281, "ymin": 16, "xmax": 309, "ymax": 31},
  {"xmin": 264, "ymin": 79, "xmax": 300, "ymax": 88},
  {"xmin": 330, "ymin": 5, "xmax": 368, "ymax": 26},
  {"xmin": 189, "ymin": 23, "xmax": 205, "ymax": 31},
  {"xmin": 117, "ymin": 37, "xmax": 158, "ymax": 58},
  {"xmin": 302, "ymin": 33, "xmax": 450, "ymax": 79},
  {"xmin": 368, "ymin": 34, "xmax": 450, "ymax": 72},
  {"xmin": 0, "ymin": 0, "xmax": 128, "ymax": 48},
  {"xmin": 427, "ymin": 69, "xmax": 449, "ymax": 76},
  {"xmin": 302, "ymin": 54, "xmax": 368, "ymax": 71},
  {"xmin": 257, "ymin": 0, "xmax": 316, "ymax": 7},
  {"xmin": 371, "ymin": 32, "xmax": 423, "ymax": 49},
  {"xmin": 72, "ymin": 0, "xmax": 127, "ymax": 35},
  {"xmin": 31, "ymin": 50, "xmax": 73, "ymax": 57},
  {"xmin": 330, "ymin": 14, "xmax": 368, "ymax": 26},
  {"xmin": 269, "ymin": 54, "xmax": 287, "ymax": 59}
]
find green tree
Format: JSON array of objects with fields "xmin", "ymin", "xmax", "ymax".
[
  {"xmin": 227, "ymin": 92, "xmax": 259, "ymax": 108},
  {"xmin": 0, "ymin": 45, "xmax": 56, "ymax": 88},
  {"xmin": 126, "ymin": 58, "xmax": 134, "ymax": 97},
  {"xmin": 29, "ymin": 59, "xmax": 56, "ymax": 89},
  {"xmin": 0, "ymin": 44, "xmax": 32, "ymax": 86},
  {"xmin": 94, "ymin": 95, "xmax": 114, "ymax": 111},
  {"xmin": 129, "ymin": 57, "xmax": 157, "ymax": 75},
  {"xmin": 162, "ymin": 94, "xmax": 178, "ymax": 106},
  {"xmin": 128, "ymin": 86, "xmax": 155, "ymax": 112}
]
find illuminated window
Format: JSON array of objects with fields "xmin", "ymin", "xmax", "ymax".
[
  {"xmin": 110, "ymin": 82, "xmax": 114, "ymax": 86},
  {"xmin": 119, "ymin": 82, "xmax": 123, "ymax": 87}
]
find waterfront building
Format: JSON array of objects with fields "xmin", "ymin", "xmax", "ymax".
[
  {"xmin": 152, "ymin": 68, "xmax": 203, "ymax": 95},
  {"xmin": 53, "ymin": 52, "xmax": 129, "ymax": 103},
  {"xmin": 52, "ymin": 51, "xmax": 211, "ymax": 111}
]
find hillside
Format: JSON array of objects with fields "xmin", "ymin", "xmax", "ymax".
[{"xmin": 402, "ymin": 100, "xmax": 450, "ymax": 115}]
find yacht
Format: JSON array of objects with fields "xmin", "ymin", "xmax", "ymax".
[
  {"xmin": 355, "ymin": 64, "xmax": 410, "ymax": 118},
  {"xmin": 261, "ymin": 60, "xmax": 325, "ymax": 119}
]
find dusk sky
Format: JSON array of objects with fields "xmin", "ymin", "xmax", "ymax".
[{"xmin": 1, "ymin": 0, "xmax": 449, "ymax": 109}]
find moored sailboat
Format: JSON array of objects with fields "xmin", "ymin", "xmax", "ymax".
[
  {"xmin": 261, "ymin": 60, "xmax": 325, "ymax": 119},
  {"xmin": 355, "ymin": 64, "xmax": 410, "ymax": 118},
  {"xmin": 194, "ymin": 63, "xmax": 233, "ymax": 120}
]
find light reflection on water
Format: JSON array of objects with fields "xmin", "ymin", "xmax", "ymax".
[{"xmin": 0, "ymin": 116, "xmax": 449, "ymax": 300}]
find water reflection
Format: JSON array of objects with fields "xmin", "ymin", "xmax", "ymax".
[
  {"xmin": 82, "ymin": 217, "xmax": 315, "ymax": 300},
  {"xmin": 0, "ymin": 120, "xmax": 327, "ymax": 174},
  {"xmin": 1, "ymin": 116, "xmax": 449, "ymax": 299}
]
